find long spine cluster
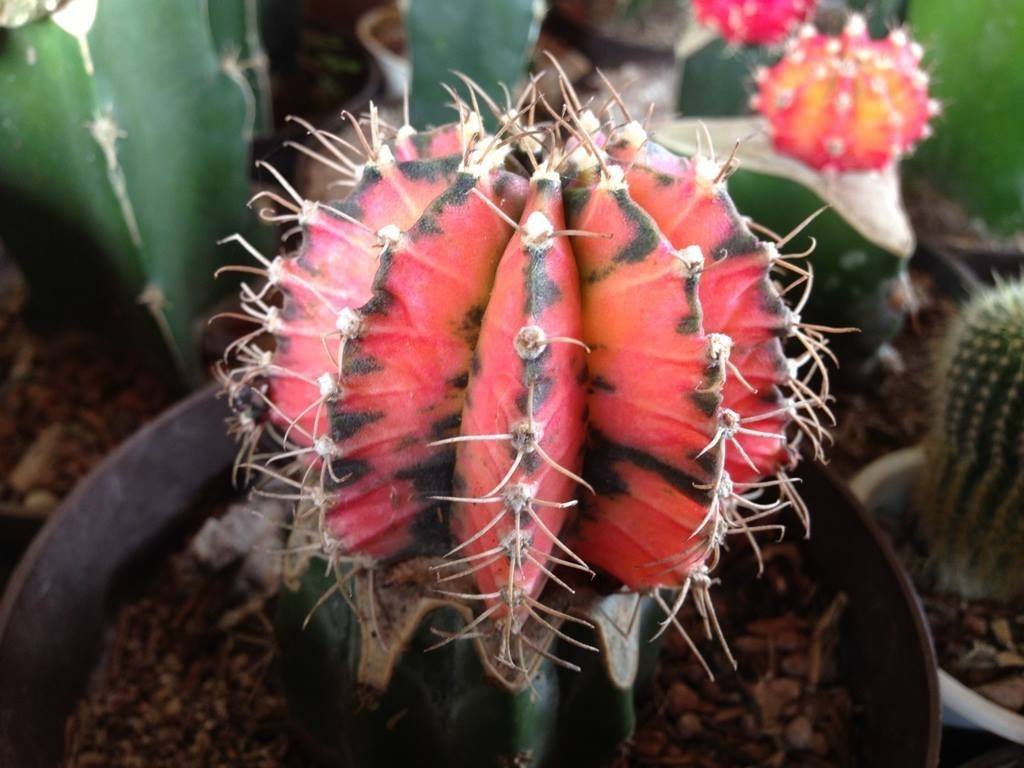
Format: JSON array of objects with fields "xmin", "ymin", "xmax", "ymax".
[{"xmin": 218, "ymin": 68, "xmax": 833, "ymax": 683}]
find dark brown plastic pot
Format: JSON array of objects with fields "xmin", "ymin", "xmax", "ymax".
[
  {"xmin": 960, "ymin": 746, "xmax": 1024, "ymax": 767},
  {"xmin": 0, "ymin": 386, "xmax": 940, "ymax": 766}
]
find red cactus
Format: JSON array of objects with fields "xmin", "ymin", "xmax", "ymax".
[
  {"xmin": 218, "ymin": 75, "xmax": 831, "ymax": 673},
  {"xmin": 693, "ymin": 0, "xmax": 818, "ymax": 45},
  {"xmin": 752, "ymin": 15, "xmax": 939, "ymax": 171}
]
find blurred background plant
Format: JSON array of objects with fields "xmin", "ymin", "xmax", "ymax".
[
  {"xmin": 669, "ymin": 0, "xmax": 924, "ymax": 368},
  {"xmin": 0, "ymin": 0, "xmax": 272, "ymax": 386},
  {"xmin": 904, "ymin": 0, "xmax": 1024, "ymax": 258}
]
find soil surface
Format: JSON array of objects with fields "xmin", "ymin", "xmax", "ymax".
[
  {"xmin": 63, "ymin": 501, "xmax": 308, "ymax": 768},
  {"xmin": 63, "ymin": 501, "xmax": 855, "ymax": 768},
  {"xmin": 828, "ymin": 268, "xmax": 959, "ymax": 479},
  {"xmin": 924, "ymin": 592, "xmax": 1024, "ymax": 716},
  {"xmin": 0, "ymin": 259, "xmax": 168, "ymax": 523},
  {"xmin": 626, "ymin": 542, "xmax": 855, "ymax": 768}
]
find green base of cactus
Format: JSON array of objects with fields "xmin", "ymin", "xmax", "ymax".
[{"xmin": 276, "ymin": 563, "xmax": 661, "ymax": 768}]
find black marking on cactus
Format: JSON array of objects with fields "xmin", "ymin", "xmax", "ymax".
[
  {"xmin": 611, "ymin": 190, "xmax": 659, "ymax": 265},
  {"xmin": 339, "ymin": 166, "xmax": 382, "ymax": 222},
  {"xmin": 576, "ymin": 363, "xmax": 589, "ymax": 387},
  {"xmin": 233, "ymin": 379, "xmax": 269, "ymax": 419},
  {"xmin": 583, "ymin": 429, "xmax": 712, "ymax": 503},
  {"xmin": 330, "ymin": 408, "xmax": 384, "ymax": 441},
  {"xmin": 690, "ymin": 390, "xmax": 721, "ymax": 418},
  {"xmin": 591, "ymin": 375, "xmax": 616, "ymax": 393},
  {"xmin": 516, "ymin": 374, "xmax": 553, "ymax": 412},
  {"xmin": 361, "ymin": 247, "xmax": 395, "ymax": 315},
  {"xmin": 324, "ymin": 457, "xmax": 371, "ymax": 489},
  {"xmin": 396, "ymin": 448, "xmax": 456, "ymax": 496},
  {"xmin": 524, "ymin": 244, "xmax": 562, "ymax": 316},
  {"xmin": 409, "ymin": 213, "xmax": 445, "ymax": 239},
  {"xmin": 447, "ymin": 371, "xmax": 469, "ymax": 389},
  {"xmin": 343, "ymin": 354, "xmax": 384, "ymax": 377},
  {"xmin": 408, "ymin": 502, "xmax": 454, "ymax": 556},
  {"xmin": 430, "ymin": 412, "xmax": 463, "ymax": 440},
  {"xmin": 470, "ymin": 350, "xmax": 481, "ymax": 376},
  {"xmin": 522, "ymin": 450, "xmax": 542, "ymax": 474},
  {"xmin": 711, "ymin": 225, "xmax": 761, "ymax": 265},
  {"xmin": 563, "ymin": 187, "xmax": 591, "ymax": 221},
  {"xmin": 491, "ymin": 171, "xmax": 520, "ymax": 205},
  {"xmin": 409, "ymin": 173, "xmax": 478, "ymax": 242},
  {"xmin": 398, "ymin": 156, "xmax": 460, "ymax": 182},
  {"xmin": 459, "ymin": 305, "xmax": 486, "ymax": 344}
]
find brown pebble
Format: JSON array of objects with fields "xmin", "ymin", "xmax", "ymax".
[
  {"xmin": 963, "ymin": 613, "xmax": 988, "ymax": 636},
  {"xmin": 667, "ymin": 681, "xmax": 700, "ymax": 714},
  {"xmin": 676, "ymin": 713, "xmax": 703, "ymax": 738},
  {"xmin": 776, "ymin": 630, "xmax": 806, "ymax": 652},
  {"xmin": 733, "ymin": 635, "xmax": 766, "ymax": 655},
  {"xmin": 632, "ymin": 727, "xmax": 668, "ymax": 759},
  {"xmin": 781, "ymin": 653, "xmax": 809, "ymax": 678},
  {"xmin": 977, "ymin": 675, "xmax": 1024, "ymax": 710},
  {"xmin": 992, "ymin": 618, "xmax": 1014, "ymax": 649},
  {"xmin": 810, "ymin": 731, "xmax": 829, "ymax": 755},
  {"xmin": 784, "ymin": 716, "xmax": 813, "ymax": 750},
  {"xmin": 997, "ymin": 651, "xmax": 1024, "ymax": 668}
]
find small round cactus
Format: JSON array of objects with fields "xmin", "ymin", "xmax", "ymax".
[
  {"xmin": 916, "ymin": 279, "xmax": 1024, "ymax": 603},
  {"xmin": 693, "ymin": 0, "xmax": 818, "ymax": 45},
  {"xmin": 752, "ymin": 15, "xmax": 938, "ymax": 172}
]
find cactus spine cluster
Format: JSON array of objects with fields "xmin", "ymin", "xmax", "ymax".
[
  {"xmin": 916, "ymin": 279, "xmax": 1024, "ymax": 603},
  {"xmin": 751, "ymin": 15, "xmax": 938, "ymax": 172},
  {"xmin": 692, "ymin": 0, "xmax": 818, "ymax": 46},
  {"xmin": 218, "ymin": 70, "xmax": 833, "ymax": 765}
]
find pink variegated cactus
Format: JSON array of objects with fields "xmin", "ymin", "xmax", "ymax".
[{"xmin": 218, "ymin": 72, "xmax": 831, "ymax": 678}]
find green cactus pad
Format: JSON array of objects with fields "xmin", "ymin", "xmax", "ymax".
[
  {"xmin": 0, "ymin": 0, "xmax": 269, "ymax": 383},
  {"xmin": 406, "ymin": 0, "xmax": 542, "ymax": 128}
]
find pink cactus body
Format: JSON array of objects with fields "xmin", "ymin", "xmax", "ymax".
[
  {"xmin": 752, "ymin": 16, "xmax": 938, "ymax": 172},
  {"xmin": 220, "ymin": 77, "xmax": 830, "ymax": 670},
  {"xmin": 693, "ymin": 0, "xmax": 818, "ymax": 45}
]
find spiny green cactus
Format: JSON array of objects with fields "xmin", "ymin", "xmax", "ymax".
[
  {"xmin": 0, "ymin": 0, "xmax": 270, "ymax": 383},
  {"xmin": 916, "ymin": 279, "xmax": 1024, "ymax": 603}
]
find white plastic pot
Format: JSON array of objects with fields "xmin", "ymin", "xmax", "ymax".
[
  {"xmin": 851, "ymin": 447, "xmax": 1024, "ymax": 744},
  {"xmin": 355, "ymin": 4, "xmax": 408, "ymax": 99}
]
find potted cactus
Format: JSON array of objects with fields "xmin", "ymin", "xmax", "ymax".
[
  {"xmin": 853, "ymin": 278, "xmax": 1024, "ymax": 744},
  {"xmin": 0, "ymin": 65, "xmax": 938, "ymax": 768},
  {"xmin": 208, "ymin": 68, "xmax": 938, "ymax": 765}
]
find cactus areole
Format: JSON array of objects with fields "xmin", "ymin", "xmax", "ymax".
[
  {"xmin": 218, "ymin": 73, "xmax": 832, "ymax": 698},
  {"xmin": 693, "ymin": 0, "xmax": 818, "ymax": 46},
  {"xmin": 752, "ymin": 16, "xmax": 938, "ymax": 172}
]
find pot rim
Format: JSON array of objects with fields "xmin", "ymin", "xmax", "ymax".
[
  {"xmin": 0, "ymin": 387, "xmax": 943, "ymax": 766},
  {"xmin": 0, "ymin": 384, "xmax": 223, "ymax": 642},
  {"xmin": 852, "ymin": 447, "xmax": 1024, "ymax": 744}
]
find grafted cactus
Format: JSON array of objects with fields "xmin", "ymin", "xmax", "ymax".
[
  {"xmin": 916, "ymin": 279, "xmax": 1024, "ymax": 603},
  {"xmin": 219, "ymin": 72, "xmax": 833, "ymax": 766},
  {"xmin": 751, "ymin": 15, "xmax": 937, "ymax": 172}
]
